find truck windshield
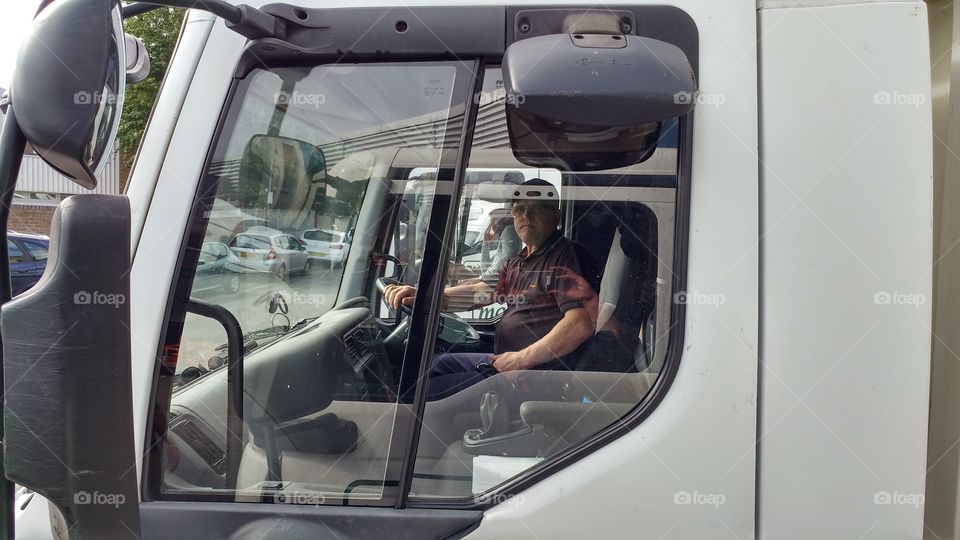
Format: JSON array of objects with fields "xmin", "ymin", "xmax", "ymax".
[{"xmin": 174, "ymin": 62, "xmax": 468, "ymax": 378}]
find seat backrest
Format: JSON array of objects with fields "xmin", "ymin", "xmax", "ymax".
[
  {"xmin": 596, "ymin": 208, "xmax": 658, "ymax": 333},
  {"xmin": 597, "ymin": 227, "xmax": 627, "ymax": 333}
]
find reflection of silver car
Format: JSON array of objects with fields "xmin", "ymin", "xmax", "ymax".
[
  {"xmin": 227, "ymin": 226, "xmax": 311, "ymax": 280},
  {"xmin": 301, "ymin": 228, "xmax": 350, "ymax": 268},
  {"xmin": 193, "ymin": 242, "xmax": 246, "ymax": 294}
]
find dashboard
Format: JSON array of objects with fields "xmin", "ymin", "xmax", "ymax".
[{"xmin": 163, "ymin": 305, "xmax": 388, "ymax": 490}]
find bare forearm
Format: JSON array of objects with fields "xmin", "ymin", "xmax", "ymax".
[
  {"xmin": 443, "ymin": 280, "xmax": 493, "ymax": 311},
  {"xmin": 523, "ymin": 307, "xmax": 594, "ymax": 367}
]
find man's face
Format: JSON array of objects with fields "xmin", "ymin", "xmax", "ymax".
[{"xmin": 511, "ymin": 200, "xmax": 559, "ymax": 247}]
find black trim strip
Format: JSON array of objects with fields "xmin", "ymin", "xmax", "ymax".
[
  {"xmin": 139, "ymin": 501, "xmax": 482, "ymax": 540},
  {"xmin": 142, "ymin": 77, "xmax": 243, "ymax": 503},
  {"xmin": 393, "ymin": 62, "xmax": 485, "ymax": 508}
]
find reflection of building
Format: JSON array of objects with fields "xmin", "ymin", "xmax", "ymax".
[
  {"xmin": 203, "ymin": 98, "xmax": 493, "ymax": 237},
  {"xmin": 0, "ymin": 91, "xmax": 121, "ymax": 234}
]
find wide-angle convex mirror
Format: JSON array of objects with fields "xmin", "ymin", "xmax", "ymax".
[
  {"xmin": 503, "ymin": 32, "xmax": 697, "ymax": 171},
  {"xmin": 11, "ymin": 0, "xmax": 126, "ymax": 189}
]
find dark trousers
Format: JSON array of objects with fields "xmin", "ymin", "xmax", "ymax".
[{"xmin": 427, "ymin": 352, "xmax": 493, "ymax": 401}]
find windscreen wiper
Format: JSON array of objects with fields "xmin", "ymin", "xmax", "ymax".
[{"xmin": 221, "ymin": 316, "xmax": 318, "ymax": 356}]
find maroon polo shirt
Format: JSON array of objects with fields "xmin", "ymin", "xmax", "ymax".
[{"xmin": 492, "ymin": 230, "xmax": 601, "ymax": 367}]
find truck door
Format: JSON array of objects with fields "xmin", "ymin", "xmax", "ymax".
[{"xmin": 2, "ymin": 3, "xmax": 760, "ymax": 539}]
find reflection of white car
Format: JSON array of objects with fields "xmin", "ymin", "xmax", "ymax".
[
  {"xmin": 301, "ymin": 228, "xmax": 350, "ymax": 268},
  {"xmin": 192, "ymin": 241, "xmax": 249, "ymax": 295},
  {"xmin": 227, "ymin": 226, "xmax": 311, "ymax": 280}
]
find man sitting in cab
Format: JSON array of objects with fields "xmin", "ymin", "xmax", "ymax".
[{"xmin": 384, "ymin": 179, "xmax": 601, "ymax": 400}]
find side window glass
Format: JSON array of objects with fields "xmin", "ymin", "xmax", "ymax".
[
  {"xmin": 449, "ymin": 171, "xmax": 538, "ymax": 323},
  {"xmin": 410, "ymin": 67, "xmax": 679, "ymax": 500},
  {"xmin": 7, "ymin": 241, "xmax": 24, "ymax": 264},
  {"xmin": 392, "ymin": 169, "xmax": 439, "ymax": 287},
  {"xmin": 198, "ymin": 245, "xmax": 218, "ymax": 264},
  {"xmin": 158, "ymin": 62, "xmax": 474, "ymax": 506},
  {"xmin": 22, "ymin": 240, "xmax": 48, "ymax": 261}
]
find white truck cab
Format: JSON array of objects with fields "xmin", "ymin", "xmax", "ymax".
[{"xmin": 0, "ymin": 0, "xmax": 937, "ymax": 539}]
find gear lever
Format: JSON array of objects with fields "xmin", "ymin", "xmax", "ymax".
[{"xmin": 476, "ymin": 391, "xmax": 511, "ymax": 439}]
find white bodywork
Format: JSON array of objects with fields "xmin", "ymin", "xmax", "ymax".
[
  {"xmin": 758, "ymin": 3, "xmax": 932, "ymax": 538},
  {"xmin": 16, "ymin": 0, "xmax": 935, "ymax": 538}
]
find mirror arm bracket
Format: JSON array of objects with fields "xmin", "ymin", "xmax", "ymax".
[
  {"xmin": 230, "ymin": 4, "xmax": 285, "ymax": 40},
  {"xmin": 134, "ymin": 1, "xmax": 284, "ymax": 39}
]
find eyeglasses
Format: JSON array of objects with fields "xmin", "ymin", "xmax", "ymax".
[{"xmin": 510, "ymin": 203, "xmax": 554, "ymax": 217}]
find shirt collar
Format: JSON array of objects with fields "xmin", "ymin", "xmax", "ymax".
[{"xmin": 522, "ymin": 229, "xmax": 564, "ymax": 260}]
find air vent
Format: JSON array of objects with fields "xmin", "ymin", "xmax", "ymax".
[
  {"xmin": 343, "ymin": 326, "xmax": 373, "ymax": 368},
  {"xmin": 171, "ymin": 418, "xmax": 226, "ymax": 475}
]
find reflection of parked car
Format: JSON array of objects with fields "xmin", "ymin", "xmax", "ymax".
[
  {"xmin": 192, "ymin": 242, "xmax": 247, "ymax": 295},
  {"xmin": 227, "ymin": 226, "xmax": 310, "ymax": 280},
  {"xmin": 7, "ymin": 231, "xmax": 49, "ymax": 296},
  {"xmin": 301, "ymin": 228, "xmax": 350, "ymax": 268}
]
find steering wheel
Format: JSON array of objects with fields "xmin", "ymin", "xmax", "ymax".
[
  {"xmin": 376, "ymin": 277, "xmax": 413, "ymax": 315},
  {"xmin": 375, "ymin": 276, "xmax": 480, "ymax": 344}
]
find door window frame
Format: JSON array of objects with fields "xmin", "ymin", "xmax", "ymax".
[
  {"xmin": 144, "ymin": 10, "xmax": 696, "ymax": 511},
  {"xmin": 143, "ymin": 57, "xmax": 485, "ymax": 507}
]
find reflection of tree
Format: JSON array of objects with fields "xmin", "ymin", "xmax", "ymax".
[
  {"xmin": 237, "ymin": 158, "xmax": 270, "ymax": 209},
  {"xmin": 234, "ymin": 138, "xmax": 370, "ymax": 235},
  {"xmin": 118, "ymin": 7, "xmax": 185, "ymax": 171},
  {"xmin": 237, "ymin": 137, "xmax": 327, "ymax": 227}
]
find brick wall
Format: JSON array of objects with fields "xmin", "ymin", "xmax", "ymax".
[{"xmin": 9, "ymin": 205, "xmax": 56, "ymax": 236}]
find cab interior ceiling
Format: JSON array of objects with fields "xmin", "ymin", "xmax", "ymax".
[{"xmin": 232, "ymin": 5, "xmax": 698, "ymax": 78}]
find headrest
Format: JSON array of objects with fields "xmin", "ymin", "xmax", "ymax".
[
  {"xmin": 619, "ymin": 222, "xmax": 648, "ymax": 259},
  {"xmin": 618, "ymin": 205, "xmax": 657, "ymax": 259}
]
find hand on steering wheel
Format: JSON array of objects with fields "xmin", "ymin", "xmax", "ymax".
[{"xmin": 377, "ymin": 277, "xmax": 415, "ymax": 314}]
